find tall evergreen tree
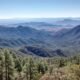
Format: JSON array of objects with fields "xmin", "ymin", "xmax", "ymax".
[
  {"xmin": 0, "ymin": 51, "xmax": 5, "ymax": 80},
  {"xmin": 28, "ymin": 58, "xmax": 35, "ymax": 80},
  {"xmin": 4, "ymin": 49, "xmax": 14, "ymax": 80}
]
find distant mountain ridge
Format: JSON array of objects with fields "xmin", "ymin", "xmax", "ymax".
[{"xmin": 1, "ymin": 18, "xmax": 80, "ymax": 31}]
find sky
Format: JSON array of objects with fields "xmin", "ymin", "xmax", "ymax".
[{"xmin": 0, "ymin": 0, "xmax": 80, "ymax": 19}]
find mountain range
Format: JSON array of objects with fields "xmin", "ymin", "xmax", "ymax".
[{"xmin": 0, "ymin": 19, "xmax": 80, "ymax": 57}]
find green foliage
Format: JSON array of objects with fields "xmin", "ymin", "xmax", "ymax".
[
  {"xmin": 0, "ymin": 48, "xmax": 80, "ymax": 80},
  {"xmin": 4, "ymin": 49, "xmax": 14, "ymax": 80}
]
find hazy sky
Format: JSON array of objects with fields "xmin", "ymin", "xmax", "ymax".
[{"xmin": 0, "ymin": 0, "xmax": 80, "ymax": 19}]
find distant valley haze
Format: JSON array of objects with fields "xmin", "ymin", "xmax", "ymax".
[{"xmin": 0, "ymin": 18, "xmax": 79, "ymax": 32}]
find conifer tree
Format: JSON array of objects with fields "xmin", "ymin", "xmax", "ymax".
[
  {"xmin": 0, "ymin": 51, "xmax": 5, "ymax": 80},
  {"xmin": 4, "ymin": 49, "xmax": 14, "ymax": 80},
  {"xmin": 28, "ymin": 58, "xmax": 35, "ymax": 80}
]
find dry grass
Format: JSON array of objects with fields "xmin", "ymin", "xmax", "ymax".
[{"xmin": 39, "ymin": 64, "xmax": 80, "ymax": 80}]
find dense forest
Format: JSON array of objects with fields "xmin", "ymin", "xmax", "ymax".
[{"xmin": 0, "ymin": 48, "xmax": 80, "ymax": 80}]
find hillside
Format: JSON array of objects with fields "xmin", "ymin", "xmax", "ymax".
[
  {"xmin": 19, "ymin": 46, "xmax": 66, "ymax": 57},
  {"xmin": 0, "ymin": 25, "xmax": 80, "ymax": 57},
  {"xmin": 0, "ymin": 25, "xmax": 52, "ymax": 47},
  {"xmin": 0, "ymin": 48, "xmax": 80, "ymax": 80}
]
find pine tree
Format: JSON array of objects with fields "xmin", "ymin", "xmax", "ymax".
[
  {"xmin": 28, "ymin": 58, "xmax": 35, "ymax": 80},
  {"xmin": 58, "ymin": 58, "xmax": 65, "ymax": 68},
  {"xmin": 37, "ymin": 62, "xmax": 47, "ymax": 74},
  {"xmin": 23, "ymin": 63, "xmax": 29, "ymax": 80},
  {"xmin": 4, "ymin": 49, "xmax": 14, "ymax": 80},
  {"xmin": 15, "ymin": 58, "xmax": 23, "ymax": 80},
  {"xmin": 0, "ymin": 51, "xmax": 5, "ymax": 80}
]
